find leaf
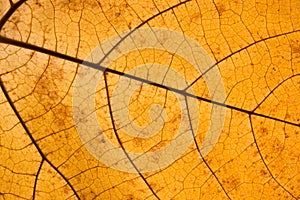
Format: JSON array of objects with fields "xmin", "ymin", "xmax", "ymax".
[{"xmin": 0, "ymin": 0, "xmax": 299, "ymax": 199}]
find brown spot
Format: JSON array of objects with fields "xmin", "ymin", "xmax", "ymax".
[
  {"xmin": 265, "ymin": 154, "xmax": 274, "ymax": 160},
  {"xmin": 260, "ymin": 169, "xmax": 267, "ymax": 175},
  {"xmin": 216, "ymin": 3, "xmax": 226, "ymax": 16},
  {"xmin": 260, "ymin": 127, "xmax": 268, "ymax": 135},
  {"xmin": 272, "ymin": 138, "xmax": 283, "ymax": 151},
  {"xmin": 11, "ymin": 15, "xmax": 20, "ymax": 24},
  {"xmin": 291, "ymin": 41, "xmax": 300, "ymax": 54},
  {"xmin": 34, "ymin": 0, "xmax": 42, "ymax": 7},
  {"xmin": 225, "ymin": 176, "xmax": 240, "ymax": 190},
  {"xmin": 126, "ymin": 195, "xmax": 134, "ymax": 200},
  {"xmin": 63, "ymin": 186, "xmax": 69, "ymax": 194},
  {"xmin": 215, "ymin": 47, "xmax": 221, "ymax": 55}
]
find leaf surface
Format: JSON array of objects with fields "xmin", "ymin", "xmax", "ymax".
[{"xmin": 0, "ymin": 0, "xmax": 299, "ymax": 199}]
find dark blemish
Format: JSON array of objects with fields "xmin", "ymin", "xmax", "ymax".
[
  {"xmin": 63, "ymin": 186, "xmax": 69, "ymax": 194},
  {"xmin": 215, "ymin": 47, "xmax": 220, "ymax": 55},
  {"xmin": 216, "ymin": 3, "xmax": 226, "ymax": 16},
  {"xmin": 260, "ymin": 127, "xmax": 268, "ymax": 134},
  {"xmin": 127, "ymin": 195, "xmax": 134, "ymax": 200},
  {"xmin": 227, "ymin": 177, "xmax": 240, "ymax": 189},
  {"xmin": 29, "ymin": 52, "xmax": 34, "ymax": 58},
  {"xmin": 265, "ymin": 154, "xmax": 273, "ymax": 160},
  {"xmin": 260, "ymin": 170, "xmax": 267, "ymax": 175},
  {"xmin": 11, "ymin": 15, "xmax": 20, "ymax": 23},
  {"xmin": 291, "ymin": 43, "xmax": 300, "ymax": 54},
  {"xmin": 35, "ymin": 1, "xmax": 42, "ymax": 7},
  {"xmin": 272, "ymin": 140, "xmax": 282, "ymax": 150}
]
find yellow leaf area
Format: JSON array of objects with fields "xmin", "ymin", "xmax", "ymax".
[{"xmin": 0, "ymin": 0, "xmax": 299, "ymax": 199}]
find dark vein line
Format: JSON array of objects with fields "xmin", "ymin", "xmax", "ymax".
[
  {"xmin": 0, "ymin": 0, "xmax": 26, "ymax": 30},
  {"xmin": 103, "ymin": 72, "xmax": 160, "ymax": 200},
  {"xmin": 32, "ymin": 159, "xmax": 44, "ymax": 200},
  {"xmin": 249, "ymin": 116, "xmax": 297, "ymax": 199},
  {"xmin": 92, "ymin": 176, "xmax": 142, "ymax": 199},
  {"xmin": 252, "ymin": 74, "xmax": 300, "ymax": 112},
  {"xmin": 0, "ymin": 78, "xmax": 80, "ymax": 199},
  {"xmin": 0, "ymin": 192, "xmax": 27, "ymax": 200},
  {"xmin": 0, "ymin": 164, "xmax": 36, "ymax": 176},
  {"xmin": 184, "ymin": 29, "xmax": 300, "ymax": 91},
  {"xmin": 96, "ymin": 0, "xmax": 191, "ymax": 66},
  {"xmin": 0, "ymin": 35, "xmax": 299, "ymax": 128},
  {"xmin": 68, "ymin": 165, "xmax": 103, "ymax": 181},
  {"xmin": 184, "ymin": 96, "xmax": 232, "ymax": 199}
]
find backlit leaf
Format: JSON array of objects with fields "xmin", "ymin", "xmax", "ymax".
[{"xmin": 0, "ymin": 0, "xmax": 299, "ymax": 199}]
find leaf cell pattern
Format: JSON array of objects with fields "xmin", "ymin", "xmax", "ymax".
[{"xmin": 0, "ymin": 0, "xmax": 299, "ymax": 199}]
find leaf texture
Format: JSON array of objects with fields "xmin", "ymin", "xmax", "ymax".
[{"xmin": 0, "ymin": 0, "xmax": 299, "ymax": 199}]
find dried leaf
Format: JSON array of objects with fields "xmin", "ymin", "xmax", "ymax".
[{"xmin": 0, "ymin": 0, "xmax": 299, "ymax": 199}]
